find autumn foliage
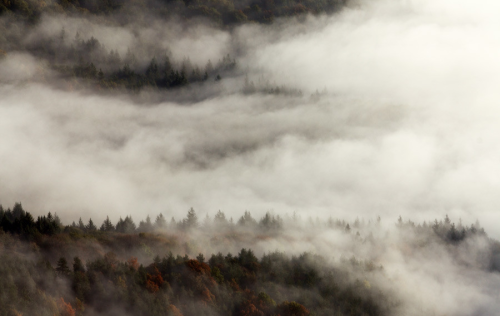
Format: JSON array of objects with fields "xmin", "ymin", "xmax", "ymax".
[
  {"xmin": 146, "ymin": 266, "xmax": 164, "ymax": 293},
  {"xmin": 185, "ymin": 259, "xmax": 211, "ymax": 275},
  {"xmin": 58, "ymin": 298, "xmax": 75, "ymax": 316}
]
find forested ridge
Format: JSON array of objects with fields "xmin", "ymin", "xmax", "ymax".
[
  {"xmin": 0, "ymin": 0, "xmax": 347, "ymax": 25},
  {"xmin": 0, "ymin": 0, "xmax": 346, "ymax": 95},
  {"xmin": 1, "ymin": 203, "xmax": 499, "ymax": 316}
]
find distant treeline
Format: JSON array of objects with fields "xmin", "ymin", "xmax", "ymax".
[
  {"xmin": 0, "ymin": 0, "xmax": 348, "ymax": 26},
  {"xmin": 0, "ymin": 203, "xmax": 285, "ymax": 237},
  {"xmin": 0, "ymin": 202, "xmax": 490, "ymax": 245},
  {"xmin": 0, "ymin": 28, "xmax": 303, "ymax": 95}
]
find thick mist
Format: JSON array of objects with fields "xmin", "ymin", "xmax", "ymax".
[{"xmin": 2, "ymin": 0, "xmax": 500, "ymax": 237}]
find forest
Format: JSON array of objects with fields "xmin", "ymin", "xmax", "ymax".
[
  {"xmin": 1, "ymin": 0, "xmax": 347, "ymax": 25},
  {"xmin": 0, "ymin": 0, "xmax": 343, "ymax": 95},
  {"xmin": 1, "ymin": 203, "xmax": 500, "ymax": 316}
]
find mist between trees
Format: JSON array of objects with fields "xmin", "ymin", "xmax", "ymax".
[{"xmin": 1, "ymin": 202, "xmax": 500, "ymax": 316}]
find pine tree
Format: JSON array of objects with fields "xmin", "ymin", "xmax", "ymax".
[
  {"xmin": 155, "ymin": 213, "xmax": 167, "ymax": 229},
  {"xmin": 183, "ymin": 208, "xmax": 198, "ymax": 229},
  {"xmin": 56, "ymin": 257, "xmax": 71, "ymax": 275},
  {"xmin": 100, "ymin": 216, "xmax": 114, "ymax": 232},
  {"xmin": 73, "ymin": 257, "xmax": 85, "ymax": 273},
  {"xmin": 78, "ymin": 218, "xmax": 85, "ymax": 230},
  {"xmin": 86, "ymin": 218, "xmax": 97, "ymax": 231}
]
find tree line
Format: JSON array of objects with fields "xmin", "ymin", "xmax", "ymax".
[{"xmin": 1, "ymin": 0, "xmax": 349, "ymax": 26}]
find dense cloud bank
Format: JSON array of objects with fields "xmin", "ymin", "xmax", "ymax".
[{"xmin": 1, "ymin": 1, "xmax": 500, "ymax": 237}]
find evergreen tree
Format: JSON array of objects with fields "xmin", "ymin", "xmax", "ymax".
[
  {"xmin": 182, "ymin": 208, "xmax": 198, "ymax": 229},
  {"xmin": 214, "ymin": 210, "xmax": 227, "ymax": 226},
  {"xmin": 56, "ymin": 257, "xmax": 71, "ymax": 275},
  {"xmin": 155, "ymin": 213, "xmax": 167, "ymax": 229},
  {"xmin": 138, "ymin": 215, "xmax": 153, "ymax": 232},
  {"xmin": 78, "ymin": 218, "xmax": 85, "ymax": 230},
  {"xmin": 73, "ymin": 257, "xmax": 85, "ymax": 273},
  {"xmin": 86, "ymin": 218, "xmax": 97, "ymax": 231},
  {"xmin": 100, "ymin": 216, "xmax": 115, "ymax": 232}
]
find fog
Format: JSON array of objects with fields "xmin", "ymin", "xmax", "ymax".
[
  {"xmin": 2, "ymin": 0, "xmax": 500, "ymax": 238},
  {"xmin": 1, "ymin": 1, "xmax": 500, "ymax": 313}
]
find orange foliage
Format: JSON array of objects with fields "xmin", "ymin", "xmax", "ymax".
[
  {"xmin": 146, "ymin": 279, "xmax": 159, "ymax": 293},
  {"xmin": 185, "ymin": 259, "xmax": 211, "ymax": 275},
  {"xmin": 146, "ymin": 266, "xmax": 164, "ymax": 293},
  {"xmin": 237, "ymin": 302, "xmax": 265, "ymax": 316},
  {"xmin": 127, "ymin": 257, "xmax": 139, "ymax": 270},
  {"xmin": 201, "ymin": 286, "xmax": 215, "ymax": 304},
  {"xmin": 168, "ymin": 304, "xmax": 184, "ymax": 316},
  {"xmin": 58, "ymin": 298, "xmax": 76, "ymax": 316},
  {"xmin": 230, "ymin": 278, "xmax": 241, "ymax": 291}
]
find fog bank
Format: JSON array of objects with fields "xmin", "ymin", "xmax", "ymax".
[{"xmin": 1, "ymin": 0, "xmax": 500, "ymax": 241}]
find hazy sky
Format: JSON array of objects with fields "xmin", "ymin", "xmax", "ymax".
[{"xmin": 1, "ymin": 0, "xmax": 500, "ymax": 239}]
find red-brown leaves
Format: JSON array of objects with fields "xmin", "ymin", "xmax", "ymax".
[
  {"xmin": 58, "ymin": 297, "xmax": 75, "ymax": 316},
  {"xmin": 185, "ymin": 259, "xmax": 211, "ymax": 275},
  {"xmin": 201, "ymin": 286, "xmax": 216, "ymax": 304},
  {"xmin": 168, "ymin": 304, "xmax": 184, "ymax": 316},
  {"xmin": 237, "ymin": 302, "xmax": 265, "ymax": 316},
  {"xmin": 127, "ymin": 257, "xmax": 139, "ymax": 271},
  {"xmin": 146, "ymin": 266, "xmax": 164, "ymax": 293}
]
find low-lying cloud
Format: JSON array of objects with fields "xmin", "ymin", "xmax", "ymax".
[{"xmin": 0, "ymin": 1, "xmax": 499, "ymax": 238}]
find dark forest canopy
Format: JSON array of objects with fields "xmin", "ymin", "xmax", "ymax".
[
  {"xmin": 0, "ymin": 0, "xmax": 343, "ymax": 96},
  {"xmin": 0, "ymin": 0, "xmax": 348, "ymax": 26},
  {"xmin": 1, "ymin": 202, "xmax": 500, "ymax": 316}
]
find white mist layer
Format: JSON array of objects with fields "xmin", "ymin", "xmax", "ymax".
[{"xmin": 1, "ymin": 0, "xmax": 500, "ymax": 238}]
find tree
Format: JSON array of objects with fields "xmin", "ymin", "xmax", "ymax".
[
  {"xmin": 138, "ymin": 215, "xmax": 153, "ymax": 232},
  {"xmin": 56, "ymin": 257, "xmax": 71, "ymax": 276},
  {"xmin": 73, "ymin": 257, "xmax": 85, "ymax": 273},
  {"xmin": 196, "ymin": 253, "xmax": 205, "ymax": 263},
  {"xmin": 146, "ymin": 57, "xmax": 159, "ymax": 82},
  {"xmin": 155, "ymin": 213, "xmax": 167, "ymax": 228},
  {"xmin": 86, "ymin": 218, "xmax": 97, "ymax": 231},
  {"xmin": 116, "ymin": 216, "xmax": 136, "ymax": 233},
  {"xmin": 259, "ymin": 212, "xmax": 283, "ymax": 231},
  {"xmin": 78, "ymin": 218, "xmax": 85, "ymax": 230},
  {"xmin": 100, "ymin": 216, "xmax": 115, "ymax": 232},
  {"xmin": 238, "ymin": 211, "xmax": 257, "ymax": 227},
  {"xmin": 58, "ymin": 298, "xmax": 76, "ymax": 316},
  {"xmin": 214, "ymin": 210, "xmax": 228, "ymax": 226},
  {"xmin": 277, "ymin": 301, "xmax": 310, "ymax": 316},
  {"xmin": 182, "ymin": 208, "xmax": 198, "ymax": 229},
  {"xmin": 444, "ymin": 214, "xmax": 451, "ymax": 225},
  {"xmin": 12, "ymin": 203, "xmax": 25, "ymax": 219}
]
